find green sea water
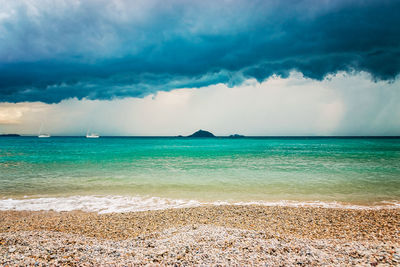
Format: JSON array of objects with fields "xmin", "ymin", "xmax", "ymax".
[{"xmin": 0, "ymin": 137, "xmax": 400, "ymax": 211}]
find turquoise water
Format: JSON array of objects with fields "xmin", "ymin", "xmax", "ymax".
[{"xmin": 1, "ymin": 137, "xmax": 400, "ymax": 209}]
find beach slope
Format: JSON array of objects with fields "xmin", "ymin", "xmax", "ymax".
[{"xmin": 1, "ymin": 205, "xmax": 399, "ymax": 265}]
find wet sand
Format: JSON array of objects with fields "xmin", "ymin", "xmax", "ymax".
[{"xmin": 1, "ymin": 205, "xmax": 399, "ymax": 265}]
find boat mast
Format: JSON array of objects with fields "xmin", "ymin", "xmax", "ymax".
[{"xmin": 39, "ymin": 123, "xmax": 44, "ymax": 136}]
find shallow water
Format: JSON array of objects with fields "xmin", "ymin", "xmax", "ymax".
[{"xmin": 1, "ymin": 137, "xmax": 400, "ymax": 211}]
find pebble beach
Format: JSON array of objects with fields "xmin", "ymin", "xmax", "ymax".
[{"xmin": 1, "ymin": 205, "xmax": 399, "ymax": 266}]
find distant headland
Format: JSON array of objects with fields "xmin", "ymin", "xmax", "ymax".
[{"xmin": 0, "ymin": 134, "xmax": 20, "ymax": 137}]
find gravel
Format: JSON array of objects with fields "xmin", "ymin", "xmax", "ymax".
[{"xmin": 1, "ymin": 205, "xmax": 399, "ymax": 266}]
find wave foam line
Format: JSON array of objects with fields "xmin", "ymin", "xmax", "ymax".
[
  {"xmin": 0, "ymin": 196, "xmax": 202, "ymax": 214},
  {"xmin": 214, "ymin": 200, "xmax": 400, "ymax": 210},
  {"xmin": 0, "ymin": 196, "xmax": 399, "ymax": 213}
]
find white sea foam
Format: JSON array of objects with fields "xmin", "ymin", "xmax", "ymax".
[
  {"xmin": 213, "ymin": 200, "xmax": 400, "ymax": 210},
  {"xmin": 0, "ymin": 196, "xmax": 399, "ymax": 213},
  {"xmin": 0, "ymin": 196, "xmax": 202, "ymax": 214}
]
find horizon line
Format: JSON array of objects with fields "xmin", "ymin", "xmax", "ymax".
[{"xmin": 1, "ymin": 135, "xmax": 400, "ymax": 139}]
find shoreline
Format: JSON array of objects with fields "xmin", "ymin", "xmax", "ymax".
[
  {"xmin": 1, "ymin": 195, "xmax": 400, "ymax": 214},
  {"xmin": 1, "ymin": 205, "xmax": 399, "ymax": 265}
]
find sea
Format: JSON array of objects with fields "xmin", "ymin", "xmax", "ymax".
[{"xmin": 1, "ymin": 136, "xmax": 400, "ymax": 213}]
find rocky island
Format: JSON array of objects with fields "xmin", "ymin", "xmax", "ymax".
[
  {"xmin": 187, "ymin": 130, "xmax": 215, "ymax": 138},
  {"xmin": 229, "ymin": 134, "xmax": 245, "ymax": 138}
]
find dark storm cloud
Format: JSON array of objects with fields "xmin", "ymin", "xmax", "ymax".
[{"xmin": 0, "ymin": 0, "xmax": 399, "ymax": 103}]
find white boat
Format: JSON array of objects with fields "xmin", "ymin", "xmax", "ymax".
[
  {"xmin": 38, "ymin": 123, "xmax": 50, "ymax": 138},
  {"xmin": 86, "ymin": 133, "xmax": 99, "ymax": 138},
  {"xmin": 86, "ymin": 130, "xmax": 100, "ymax": 138}
]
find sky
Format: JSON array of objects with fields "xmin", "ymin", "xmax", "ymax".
[{"xmin": 0, "ymin": 0, "xmax": 399, "ymax": 135}]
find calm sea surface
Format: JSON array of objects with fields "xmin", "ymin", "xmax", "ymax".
[{"xmin": 1, "ymin": 137, "xmax": 400, "ymax": 211}]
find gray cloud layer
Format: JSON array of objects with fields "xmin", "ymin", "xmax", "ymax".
[{"xmin": 0, "ymin": 0, "xmax": 399, "ymax": 103}]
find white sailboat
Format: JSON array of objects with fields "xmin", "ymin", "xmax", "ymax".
[
  {"xmin": 38, "ymin": 123, "xmax": 50, "ymax": 138},
  {"xmin": 86, "ymin": 130, "xmax": 99, "ymax": 138}
]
